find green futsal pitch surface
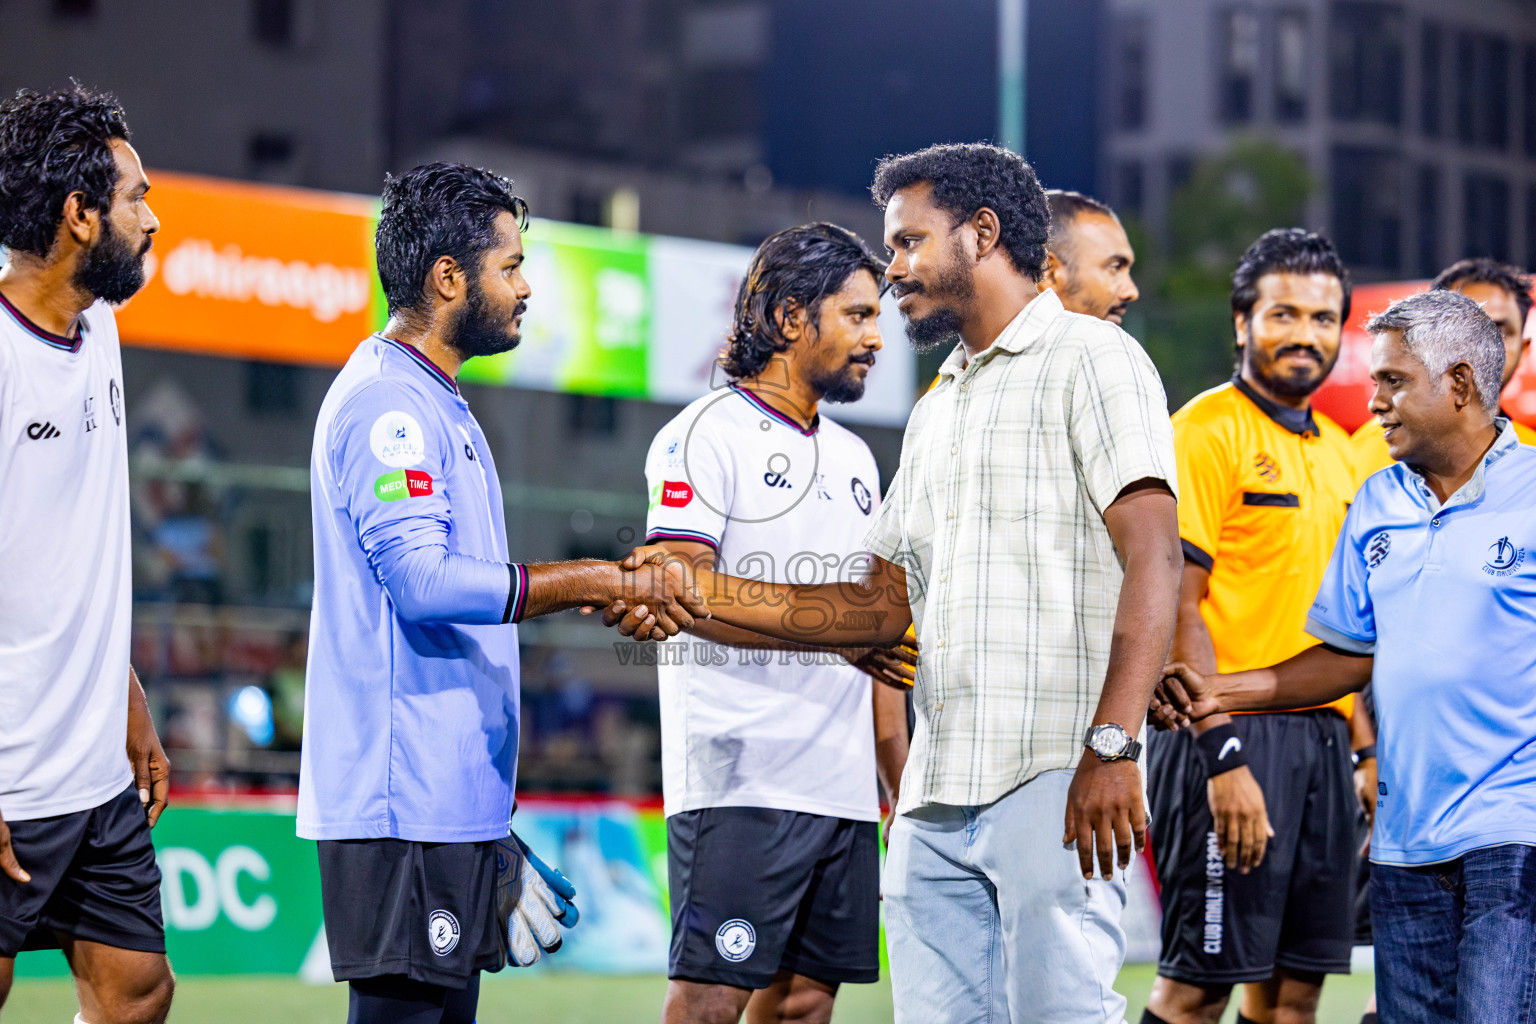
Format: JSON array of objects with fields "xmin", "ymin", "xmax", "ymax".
[{"xmin": 3, "ymin": 966, "xmax": 1375, "ymax": 1022}]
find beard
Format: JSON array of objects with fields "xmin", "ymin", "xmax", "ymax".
[
  {"xmin": 810, "ymin": 351, "xmax": 875, "ymax": 404},
  {"xmin": 75, "ymin": 217, "xmax": 150, "ymax": 304},
  {"xmin": 447, "ymin": 277, "xmax": 524, "ymax": 360},
  {"xmin": 893, "ymin": 245, "xmax": 976, "ymax": 352},
  {"xmin": 1242, "ymin": 325, "xmax": 1336, "ymax": 398}
]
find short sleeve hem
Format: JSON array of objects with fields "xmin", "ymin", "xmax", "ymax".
[{"xmin": 1305, "ymin": 616, "xmax": 1375, "ymax": 655}]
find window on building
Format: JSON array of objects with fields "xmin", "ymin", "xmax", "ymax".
[
  {"xmin": 1455, "ymin": 33, "xmax": 1510, "ymax": 151},
  {"xmin": 1329, "ymin": 2, "xmax": 1404, "ymax": 126},
  {"xmin": 1218, "ymin": 8, "xmax": 1259, "ymax": 123},
  {"xmin": 253, "ymin": 0, "xmax": 295, "ymax": 46},
  {"xmin": 1117, "ymin": 161, "xmax": 1145, "ymax": 216},
  {"xmin": 1420, "ymin": 22, "xmax": 1441, "ymax": 137},
  {"xmin": 1417, "ymin": 165, "xmax": 1440, "ymax": 277},
  {"xmin": 1463, "ymin": 174, "xmax": 1511, "ymax": 260},
  {"xmin": 1524, "ymin": 46, "xmax": 1536, "ymax": 157},
  {"xmin": 1116, "ymin": 16, "xmax": 1149, "ymax": 131},
  {"xmin": 245, "ymin": 362, "xmax": 300, "ymax": 416},
  {"xmin": 1275, "ymin": 10, "xmax": 1309, "ymax": 122},
  {"xmin": 247, "ymin": 132, "xmax": 300, "ymax": 182},
  {"xmin": 1332, "ymin": 146, "xmax": 1402, "ymax": 272}
]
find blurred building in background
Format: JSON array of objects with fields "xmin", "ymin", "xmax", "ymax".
[{"xmin": 1104, "ymin": 0, "xmax": 1536, "ymax": 279}]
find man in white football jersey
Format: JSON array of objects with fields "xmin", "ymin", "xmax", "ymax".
[
  {"xmin": 638, "ymin": 223, "xmax": 913, "ymax": 1024},
  {"xmin": 0, "ymin": 85, "xmax": 174, "ymax": 1023}
]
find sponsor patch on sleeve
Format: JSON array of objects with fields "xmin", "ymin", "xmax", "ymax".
[
  {"xmin": 660, "ymin": 480, "xmax": 694, "ymax": 507},
  {"xmin": 375, "ymin": 469, "xmax": 434, "ymax": 502},
  {"xmin": 369, "ymin": 410, "xmax": 427, "ymax": 467}
]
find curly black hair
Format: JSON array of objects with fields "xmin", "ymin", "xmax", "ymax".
[
  {"xmin": 1231, "ymin": 228, "xmax": 1352, "ymax": 322},
  {"xmin": 375, "ymin": 162, "xmax": 530, "ymax": 317},
  {"xmin": 720, "ymin": 222, "xmax": 886, "ymax": 380},
  {"xmin": 870, "ymin": 143, "xmax": 1049, "ymax": 280},
  {"xmin": 0, "ymin": 82, "xmax": 131, "ymax": 257},
  {"xmin": 1432, "ymin": 257, "xmax": 1533, "ymax": 326}
]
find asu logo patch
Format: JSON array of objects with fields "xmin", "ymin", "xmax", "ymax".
[
  {"xmin": 1253, "ymin": 452, "xmax": 1280, "ymax": 483},
  {"xmin": 660, "ymin": 480, "xmax": 694, "ymax": 507},
  {"xmin": 375, "ymin": 469, "xmax": 434, "ymax": 501},
  {"xmin": 370, "ymin": 410, "xmax": 426, "ymax": 467}
]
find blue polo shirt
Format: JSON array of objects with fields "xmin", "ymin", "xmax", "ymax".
[
  {"xmin": 1308, "ymin": 420, "xmax": 1536, "ymax": 867},
  {"xmin": 298, "ymin": 335, "xmax": 527, "ymax": 842}
]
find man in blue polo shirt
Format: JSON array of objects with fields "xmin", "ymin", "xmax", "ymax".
[
  {"xmin": 300, "ymin": 163, "xmax": 704, "ymax": 1024},
  {"xmin": 1155, "ymin": 289, "xmax": 1536, "ymax": 1024}
]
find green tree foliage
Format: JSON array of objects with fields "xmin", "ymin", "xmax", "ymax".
[{"xmin": 1123, "ymin": 138, "xmax": 1317, "ymax": 408}]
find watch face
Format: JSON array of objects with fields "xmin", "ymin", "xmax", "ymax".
[{"xmin": 1094, "ymin": 727, "xmax": 1128, "ymax": 757}]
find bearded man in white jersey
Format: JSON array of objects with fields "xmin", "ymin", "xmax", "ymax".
[
  {"xmin": 632, "ymin": 224, "xmax": 915, "ymax": 1024},
  {"xmin": 0, "ymin": 85, "xmax": 174, "ymax": 1024}
]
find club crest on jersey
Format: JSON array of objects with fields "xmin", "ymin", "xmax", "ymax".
[
  {"xmin": 428, "ymin": 909, "xmax": 460, "ymax": 956},
  {"xmin": 1483, "ymin": 536, "xmax": 1525, "ymax": 577},
  {"xmin": 661, "ymin": 481, "xmax": 694, "ymax": 507},
  {"xmin": 374, "ymin": 469, "xmax": 434, "ymax": 502},
  {"xmin": 109, "ymin": 379, "xmax": 123, "ymax": 425},
  {"xmin": 1253, "ymin": 452, "xmax": 1280, "ymax": 483},
  {"xmin": 1367, "ymin": 532, "xmax": 1391, "ymax": 568},
  {"xmin": 665, "ymin": 436, "xmax": 685, "ymax": 469},
  {"xmin": 851, "ymin": 478, "xmax": 872, "ymax": 514},
  {"xmin": 370, "ymin": 410, "xmax": 426, "ymax": 468},
  {"xmin": 715, "ymin": 918, "xmax": 756, "ymax": 962}
]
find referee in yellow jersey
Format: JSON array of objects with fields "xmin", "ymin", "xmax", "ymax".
[
  {"xmin": 1352, "ymin": 258, "xmax": 1536, "ymax": 481},
  {"xmin": 1144, "ymin": 230, "xmax": 1361, "ymax": 1024}
]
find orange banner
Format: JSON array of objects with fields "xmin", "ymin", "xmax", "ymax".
[
  {"xmin": 115, "ymin": 171, "xmax": 382, "ymax": 366},
  {"xmin": 1311, "ymin": 280, "xmax": 1536, "ymax": 433}
]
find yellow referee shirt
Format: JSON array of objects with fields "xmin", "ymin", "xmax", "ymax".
[
  {"xmin": 1173, "ymin": 378, "xmax": 1357, "ymax": 719},
  {"xmin": 1351, "ymin": 413, "xmax": 1536, "ymax": 488}
]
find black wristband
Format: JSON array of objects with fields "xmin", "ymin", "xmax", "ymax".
[
  {"xmin": 1194, "ymin": 722, "xmax": 1248, "ymax": 777},
  {"xmin": 1353, "ymin": 744, "xmax": 1377, "ymax": 765}
]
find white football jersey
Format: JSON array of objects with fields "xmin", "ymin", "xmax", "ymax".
[
  {"xmin": 0, "ymin": 294, "xmax": 133, "ymax": 820},
  {"xmin": 644, "ymin": 383, "xmax": 882, "ymax": 820}
]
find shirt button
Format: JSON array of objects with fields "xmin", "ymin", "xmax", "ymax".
[
  {"xmin": 946, "ymin": 509, "xmax": 955, "ymax": 519},
  {"xmin": 1432, "ymin": 519, "xmax": 1441, "ymax": 527},
  {"xmin": 939, "ymin": 573, "xmax": 949, "ymax": 583},
  {"xmin": 951, "ymin": 446, "xmax": 959, "ymax": 455},
  {"xmin": 935, "ymin": 701, "xmax": 945, "ymax": 711},
  {"xmin": 936, "ymin": 639, "xmax": 945, "ymax": 648},
  {"xmin": 959, "ymin": 384, "xmax": 968, "ymax": 393}
]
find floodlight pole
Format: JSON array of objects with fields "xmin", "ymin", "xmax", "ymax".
[{"xmin": 998, "ymin": 0, "xmax": 1027, "ymax": 154}]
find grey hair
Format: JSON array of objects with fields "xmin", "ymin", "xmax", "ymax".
[{"xmin": 1364, "ymin": 290, "xmax": 1505, "ymax": 414}]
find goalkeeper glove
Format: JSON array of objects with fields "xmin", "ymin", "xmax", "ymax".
[{"xmin": 494, "ymin": 831, "xmax": 579, "ymax": 967}]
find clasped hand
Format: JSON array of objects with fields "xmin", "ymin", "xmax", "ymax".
[{"xmin": 598, "ymin": 547, "xmax": 709, "ymax": 642}]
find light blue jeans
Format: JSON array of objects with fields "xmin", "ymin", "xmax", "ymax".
[{"xmin": 883, "ymin": 769, "xmax": 1130, "ymax": 1023}]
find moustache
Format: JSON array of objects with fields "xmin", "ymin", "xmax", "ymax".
[
  {"xmin": 891, "ymin": 280, "xmax": 925, "ymax": 299},
  {"xmin": 1276, "ymin": 345, "xmax": 1322, "ymax": 362},
  {"xmin": 1106, "ymin": 303, "xmax": 1129, "ymax": 319},
  {"xmin": 848, "ymin": 352, "xmax": 876, "ymax": 367}
]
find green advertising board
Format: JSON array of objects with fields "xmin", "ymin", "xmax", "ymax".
[{"xmin": 15, "ymin": 806, "xmax": 324, "ymax": 980}]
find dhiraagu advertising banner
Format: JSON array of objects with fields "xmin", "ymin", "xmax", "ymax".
[
  {"xmin": 458, "ymin": 220, "xmax": 651, "ymax": 399},
  {"xmin": 93, "ymin": 172, "xmax": 918, "ymax": 426}
]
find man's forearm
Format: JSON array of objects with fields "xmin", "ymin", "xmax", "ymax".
[
  {"xmin": 692, "ymin": 567, "xmax": 912, "ymax": 647},
  {"xmin": 1215, "ymin": 645, "xmax": 1374, "ymax": 713},
  {"xmin": 1094, "ymin": 572, "xmax": 1179, "ymax": 735},
  {"xmin": 521, "ymin": 560, "xmax": 623, "ymax": 620},
  {"xmin": 873, "ymin": 684, "xmax": 910, "ymax": 808}
]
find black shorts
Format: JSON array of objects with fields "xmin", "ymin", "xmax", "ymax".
[
  {"xmin": 317, "ymin": 838, "xmax": 503, "ymax": 988},
  {"xmin": 667, "ymin": 807, "xmax": 879, "ymax": 990},
  {"xmin": 1148, "ymin": 709, "xmax": 1357, "ymax": 986},
  {"xmin": 0, "ymin": 784, "xmax": 165, "ymax": 957}
]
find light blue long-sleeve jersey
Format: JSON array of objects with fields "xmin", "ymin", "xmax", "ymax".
[
  {"xmin": 1308, "ymin": 420, "xmax": 1536, "ymax": 866},
  {"xmin": 298, "ymin": 335, "xmax": 528, "ymax": 842}
]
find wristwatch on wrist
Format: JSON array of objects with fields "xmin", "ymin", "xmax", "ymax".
[{"xmin": 1083, "ymin": 723, "xmax": 1142, "ymax": 762}]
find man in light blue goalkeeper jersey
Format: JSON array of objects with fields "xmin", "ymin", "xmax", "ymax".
[{"xmin": 299, "ymin": 163, "xmax": 705, "ymax": 1024}]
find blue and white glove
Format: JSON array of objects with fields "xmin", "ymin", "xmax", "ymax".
[{"xmin": 494, "ymin": 831, "xmax": 579, "ymax": 967}]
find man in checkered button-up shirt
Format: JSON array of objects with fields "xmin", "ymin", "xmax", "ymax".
[{"xmin": 652, "ymin": 144, "xmax": 1183, "ymax": 1022}]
